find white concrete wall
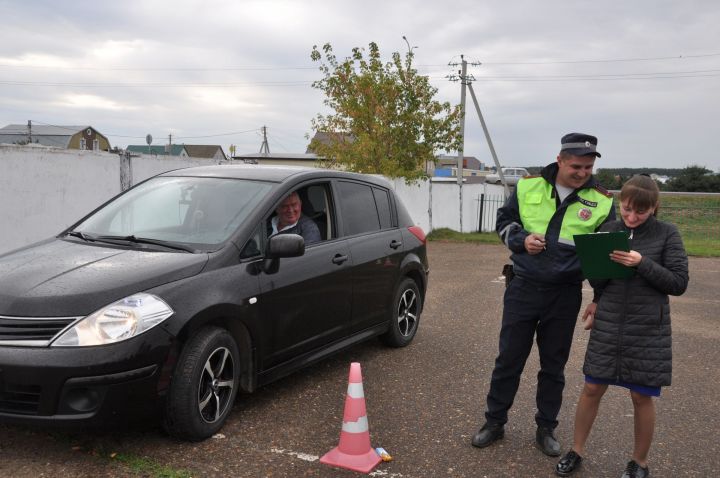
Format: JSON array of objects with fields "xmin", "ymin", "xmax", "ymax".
[
  {"xmin": 130, "ymin": 153, "xmax": 213, "ymax": 184},
  {"xmin": 388, "ymin": 179, "xmax": 506, "ymax": 234},
  {"xmin": 0, "ymin": 146, "xmax": 506, "ymax": 254},
  {"xmin": 1, "ymin": 146, "xmax": 121, "ymax": 254},
  {"xmin": 389, "ymin": 178, "xmax": 431, "ymax": 232}
]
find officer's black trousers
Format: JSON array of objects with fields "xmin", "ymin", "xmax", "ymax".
[{"xmin": 485, "ymin": 277, "xmax": 582, "ymax": 429}]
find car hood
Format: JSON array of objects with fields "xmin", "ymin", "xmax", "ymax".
[{"xmin": 0, "ymin": 239, "xmax": 208, "ymax": 317}]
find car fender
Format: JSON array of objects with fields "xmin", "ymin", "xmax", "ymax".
[
  {"xmin": 146, "ymin": 263, "xmax": 262, "ymax": 393},
  {"xmin": 398, "ymin": 252, "xmax": 428, "ymax": 302}
]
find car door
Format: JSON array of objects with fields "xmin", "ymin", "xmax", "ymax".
[
  {"xmin": 256, "ymin": 182, "xmax": 353, "ymax": 370},
  {"xmin": 335, "ymin": 180, "xmax": 402, "ymax": 334}
]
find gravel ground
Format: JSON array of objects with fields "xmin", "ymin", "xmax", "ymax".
[{"xmin": 0, "ymin": 242, "xmax": 718, "ymax": 477}]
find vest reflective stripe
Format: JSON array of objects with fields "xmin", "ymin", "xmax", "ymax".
[{"xmin": 517, "ymin": 177, "xmax": 613, "ymax": 245}]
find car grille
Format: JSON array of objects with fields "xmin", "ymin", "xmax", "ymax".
[
  {"xmin": 0, "ymin": 315, "xmax": 79, "ymax": 346},
  {"xmin": 0, "ymin": 315, "xmax": 80, "ymax": 414}
]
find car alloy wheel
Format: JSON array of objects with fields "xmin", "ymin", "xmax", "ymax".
[
  {"xmin": 164, "ymin": 326, "xmax": 240, "ymax": 441},
  {"xmin": 397, "ymin": 288, "xmax": 418, "ymax": 337},
  {"xmin": 380, "ymin": 277, "xmax": 421, "ymax": 347},
  {"xmin": 197, "ymin": 346, "xmax": 235, "ymax": 423}
]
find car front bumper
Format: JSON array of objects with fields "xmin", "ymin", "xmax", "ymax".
[{"xmin": 0, "ymin": 326, "xmax": 175, "ymax": 426}]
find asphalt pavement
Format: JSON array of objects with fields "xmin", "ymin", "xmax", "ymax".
[{"xmin": 0, "ymin": 242, "xmax": 718, "ymax": 477}]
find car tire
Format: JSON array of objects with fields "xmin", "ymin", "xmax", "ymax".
[
  {"xmin": 380, "ymin": 277, "xmax": 421, "ymax": 347},
  {"xmin": 163, "ymin": 326, "xmax": 240, "ymax": 441}
]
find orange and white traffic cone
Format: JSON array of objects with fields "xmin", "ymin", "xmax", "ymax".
[{"xmin": 320, "ymin": 362, "xmax": 382, "ymax": 473}]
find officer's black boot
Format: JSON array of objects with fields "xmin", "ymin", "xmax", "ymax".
[
  {"xmin": 536, "ymin": 426, "xmax": 561, "ymax": 456},
  {"xmin": 471, "ymin": 422, "xmax": 505, "ymax": 448}
]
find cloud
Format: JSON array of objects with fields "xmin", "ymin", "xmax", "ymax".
[
  {"xmin": 54, "ymin": 93, "xmax": 137, "ymax": 111},
  {"xmin": 0, "ymin": 0, "xmax": 718, "ymax": 171}
]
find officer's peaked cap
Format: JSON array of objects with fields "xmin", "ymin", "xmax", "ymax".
[{"xmin": 560, "ymin": 132, "xmax": 601, "ymax": 158}]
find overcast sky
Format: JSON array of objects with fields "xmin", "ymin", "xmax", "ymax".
[{"xmin": 1, "ymin": 0, "xmax": 719, "ymax": 171}]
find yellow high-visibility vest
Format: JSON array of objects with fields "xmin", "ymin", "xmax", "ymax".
[{"xmin": 517, "ymin": 177, "xmax": 614, "ymax": 245}]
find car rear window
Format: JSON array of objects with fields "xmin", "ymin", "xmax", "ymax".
[
  {"xmin": 373, "ymin": 187, "xmax": 393, "ymax": 229},
  {"xmin": 338, "ymin": 181, "xmax": 382, "ymax": 236}
]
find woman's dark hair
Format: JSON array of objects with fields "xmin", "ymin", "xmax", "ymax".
[{"xmin": 620, "ymin": 175, "xmax": 660, "ymax": 216}]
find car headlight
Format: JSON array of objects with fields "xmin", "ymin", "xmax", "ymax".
[{"xmin": 52, "ymin": 293, "xmax": 174, "ymax": 347}]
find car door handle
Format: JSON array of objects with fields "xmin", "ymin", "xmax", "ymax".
[
  {"xmin": 390, "ymin": 240, "xmax": 402, "ymax": 249},
  {"xmin": 332, "ymin": 254, "xmax": 349, "ymax": 265}
]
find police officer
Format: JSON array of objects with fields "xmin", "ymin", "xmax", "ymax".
[{"xmin": 472, "ymin": 133, "xmax": 616, "ymax": 457}]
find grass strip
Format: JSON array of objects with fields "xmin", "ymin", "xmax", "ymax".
[
  {"xmin": 427, "ymin": 228, "xmax": 719, "ymax": 257},
  {"xmin": 111, "ymin": 452, "xmax": 193, "ymax": 478}
]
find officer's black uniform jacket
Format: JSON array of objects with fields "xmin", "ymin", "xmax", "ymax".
[
  {"xmin": 583, "ymin": 216, "xmax": 689, "ymax": 387},
  {"xmin": 496, "ymin": 162, "xmax": 616, "ymax": 285}
]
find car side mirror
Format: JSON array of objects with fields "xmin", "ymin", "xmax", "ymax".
[
  {"xmin": 267, "ymin": 234, "xmax": 305, "ymax": 258},
  {"xmin": 263, "ymin": 234, "xmax": 305, "ymax": 274}
]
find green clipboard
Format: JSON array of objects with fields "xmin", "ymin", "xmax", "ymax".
[{"xmin": 573, "ymin": 231, "xmax": 635, "ymax": 280}]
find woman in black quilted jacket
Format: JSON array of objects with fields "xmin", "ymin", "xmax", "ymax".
[{"xmin": 556, "ymin": 175, "xmax": 689, "ymax": 478}]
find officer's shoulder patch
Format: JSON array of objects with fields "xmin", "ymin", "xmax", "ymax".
[{"xmin": 593, "ymin": 184, "xmax": 613, "ymax": 198}]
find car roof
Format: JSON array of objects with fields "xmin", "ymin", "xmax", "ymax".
[{"xmin": 158, "ymin": 164, "xmax": 392, "ymax": 187}]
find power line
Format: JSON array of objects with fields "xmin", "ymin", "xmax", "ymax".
[
  {"xmin": 267, "ymin": 134, "xmax": 290, "ymax": 152},
  {"xmin": 431, "ymin": 68, "xmax": 720, "ymax": 82},
  {"xmin": 0, "ymin": 64, "xmax": 318, "ymax": 71},
  {"xmin": 27, "ymin": 120, "xmax": 260, "ymax": 140},
  {"xmin": 1, "ymin": 52, "xmax": 718, "ymax": 71},
  {"xmin": 466, "ymin": 73, "xmax": 720, "ymax": 82},
  {"xmin": 454, "ymin": 68, "xmax": 720, "ymax": 80},
  {"xmin": 480, "ymin": 52, "xmax": 720, "ymax": 65},
  {"xmin": 0, "ymin": 80, "xmax": 313, "ymax": 88},
  {"xmin": 4, "ymin": 67, "xmax": 718, "ymax": 89},
  {"xmin": 173, "ymin": 129, "xmax": 260, "ymax": 140}
]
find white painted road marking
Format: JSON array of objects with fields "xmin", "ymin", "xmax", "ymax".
[
  {"xmin": 269, "ymin": 447, "xmax": 405, "ymax": 476},
  {"xmin": 270, "ymin": 447, "xmax": 319, "ymax": 462}
]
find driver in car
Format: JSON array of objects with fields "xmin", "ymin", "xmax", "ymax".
[{"xmin": 268, "ymin": 191, "xmax": 321, "ymax": 245}]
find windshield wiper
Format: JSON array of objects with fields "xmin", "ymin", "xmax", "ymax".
[
  {"xmin": 94, "ymin": 235, "xmax": 199, "ymax": 253},
  {"xmin": 66, "ymin": 230, "xmax": 96, "ymax": 242}
]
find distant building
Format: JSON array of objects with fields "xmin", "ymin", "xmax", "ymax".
[
  {"xmin": 434, "ymin": 154, "xmax": 484, "ymax": 171},
  {"xmin": 232, "ymin": 152, "xmax": 319, "ymax": 168},
  {"xmin": 125, "ymin": 144, "xmax": 227, "ymax": 160},
  {"xmin": 232, "ymin": 149, "xmax": 488, "ymax": 180},
  {"xmin": 184, "ymin": 145, "xmax": 227, "ymax": 161},
  {"xmin": 436, "ymin": 154, "xmax": 485, "ymax": 171},
  {"xmin": 126, "ymin": 144, "xmax": 189, "ymax": 157},
  {"xmin": 0, "ymin": 124, "xmax": 111, "ymax": 151},
  {"xmin": 430, "ymin": 154, "xmax": 487, "ymax": 183},
  {"xmin": 650, "ymin": 173, "xmax": 670, "ymax": 184}
]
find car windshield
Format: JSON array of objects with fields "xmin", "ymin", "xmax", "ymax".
[{"xmin": 71, "ymin": 176, "xmax": 273, "ymax": 251}]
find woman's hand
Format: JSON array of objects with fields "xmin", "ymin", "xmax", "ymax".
[
  {"xmin": 582, "ymin": 303, "xmax": 597, "ymax": 330},
  {"xmin": 609, "ymin": 249, "xmax": 642, "ymax": 267}
]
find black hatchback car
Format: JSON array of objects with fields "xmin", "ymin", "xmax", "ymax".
[{"xmin": 0, "ymin": 165, "xmax": 428, "ymax": 441}]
